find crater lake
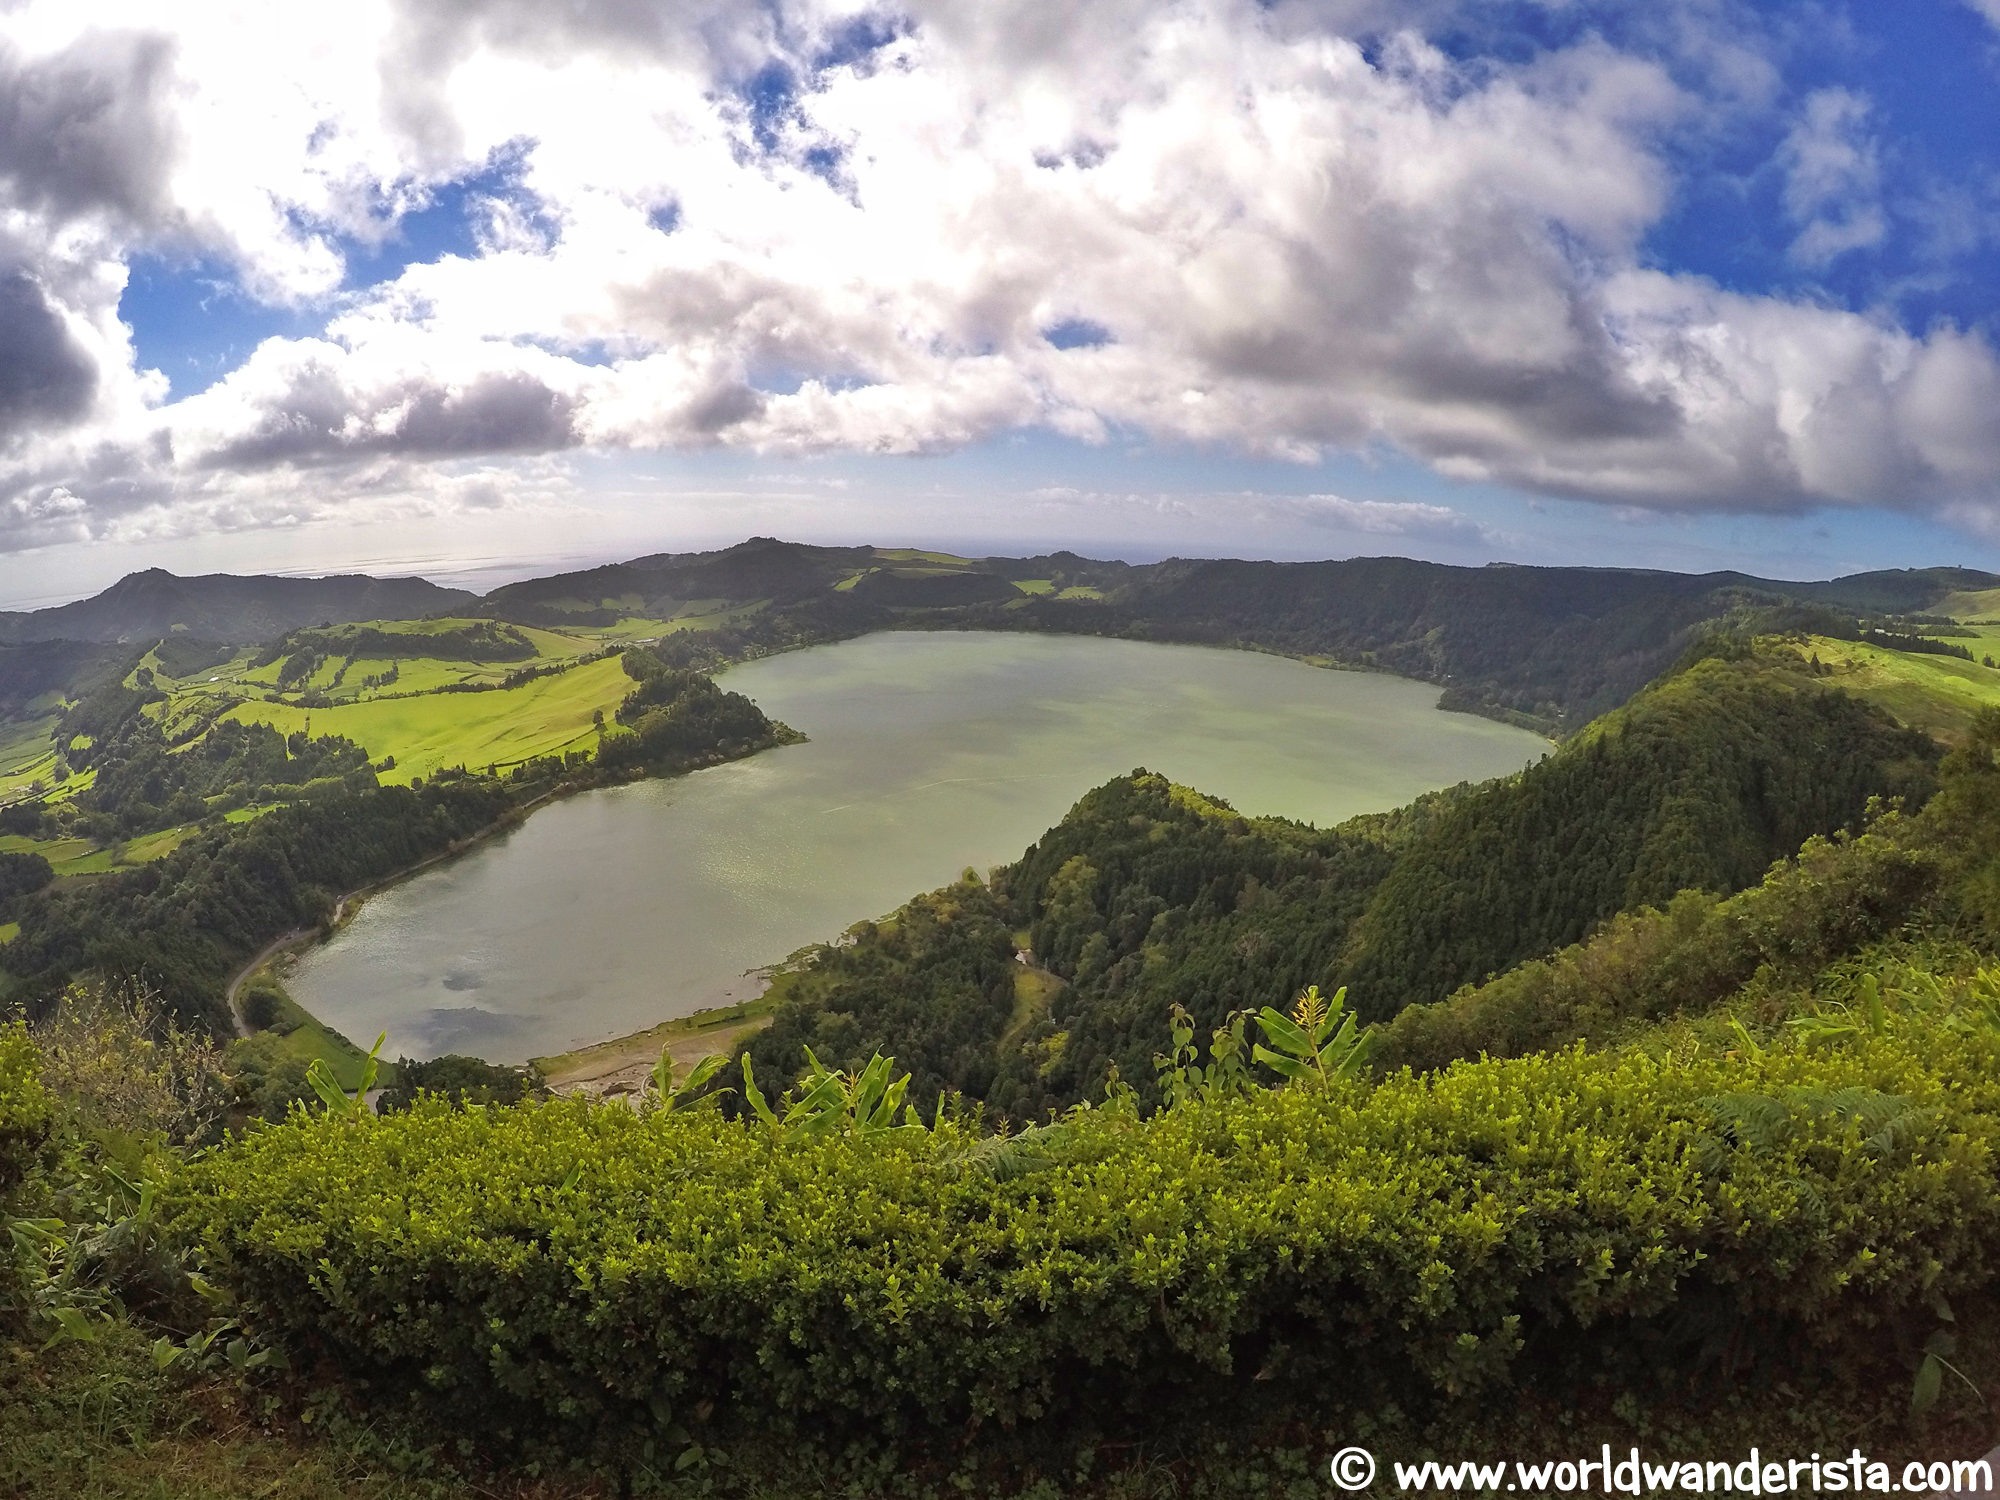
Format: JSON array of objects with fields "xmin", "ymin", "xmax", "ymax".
[{"xmin": 286, "ymin": 632, "xmax": 1550, "ymax": 1061}]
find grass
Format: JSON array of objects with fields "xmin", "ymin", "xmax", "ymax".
[
  {"xmin": 558, "ymin": 617, "xmax": 681, "ymax": 642},
  {"xmin": 0, "ymin": 710, "xmax": 60, "ymax": 775},
  {"xmin": 0, "ymin": 1323, "xmax": 592, "ymax": 1500},
  {"xmin": 222, "ymin": 654, "xmax": 632, "ymax": 783},
  {"xmin": 1000, "ymin": 965, "xmax": 1063, "ymax": 1054},
  {"xmin": 1794, "ymin": 636, "xmax": 2000, "ymax": 743},
  {"xmin": 0, "ymin": 824, "xmax": 204, "ymax": 878},
  {"xmin": 1053, "ymin": 585, "xmax": 1104, "ymax": 601},
  {"xmin": 872, "ymin": 548, "xmax": 974, "ymax": 565},
  {"xmin": 1936, "ymin": 587, "xmax": 2000, "ymax": 621},
  {"xmin": 239, "ymin": 964, "xmax": 379, "ymax": 1088},
  {"xmin": 1012, "ymin": 579, "xmax": 1055, "ymax": 595},
  {"xmin": 0, "ymin": 921, "xmax": 17, "ymax": 945}
]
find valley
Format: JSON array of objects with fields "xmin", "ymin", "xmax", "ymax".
[{"xmin": 7, "ymin": 539, "xmax": 2000, "ymax": 1499}]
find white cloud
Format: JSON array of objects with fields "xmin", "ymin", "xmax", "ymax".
[
  {"xmin": 0, "ymin": 0, "xmax": 1996, "ymax": 554},
  {"xmin": 1777, "ymin": 88, "xmax": 1885, "ymax": 269},
  {"xmin": 1260, "ymin": 492, "xmax": 1492, "ymax": 542}
]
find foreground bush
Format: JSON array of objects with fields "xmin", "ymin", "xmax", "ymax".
[
  {"xmin": 178, "ymin": 1018, "xmax": 2000, "ymax": 1469},
  {"xmin": 0, "ymin": 1021, "xmax": 53, "ymax": 1201}
]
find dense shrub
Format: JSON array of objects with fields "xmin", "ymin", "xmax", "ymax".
[
  {"xmin": 179, "ymin": 1019, "xmax": 2000, "ymax": 1468},
  {"xmin": 376, "ymin": 1054, "xmax": 541, "ymax": 1112},
  {"xmin": 0, "ymin": 1023, "xmax": 53, "ymax": 1201},
  {"xmin": 0, "ymin": 849, "xmax": 54, "ymax": 908},
  {"xmin": 1373, "ymin": 819, "xmax": 1940, "ymax": 1073},
  {"xmin": 7, "ymin": 779, "xmax": 512, "ymax": 1032}
]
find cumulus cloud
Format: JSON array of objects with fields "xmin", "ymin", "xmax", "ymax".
[{"xmin": 0, "ymin": 0, "xmax": 1995, "ymax": 553}]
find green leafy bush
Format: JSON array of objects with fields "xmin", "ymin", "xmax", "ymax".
[
  {"xmin": 1372, "ymin": 818, "xmax": 1939, "ymax": 1074},
  {"xmin": 376, "ymin": 1053, "xmax": 541, "ymax": 1113},
  {"xmin": 178, "ymin": 1016, "xmax": 2000, "ymax": 1468},
  {"xmin": 0, "ymin": 1022, "xmax": 54, "ymax": 1201}
]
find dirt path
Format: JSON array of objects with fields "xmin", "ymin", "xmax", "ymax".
[{"xmin": 222, "ymin": 927, "xmax": 308, "ymax": 1039}]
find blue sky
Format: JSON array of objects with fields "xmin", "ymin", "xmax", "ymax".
[{"xmin": 4, "ymin": 0, "xmax": 2000, "ymax": 606}]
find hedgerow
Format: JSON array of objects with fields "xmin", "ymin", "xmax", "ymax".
[{"xmin": 177, "ymin": 1016, "xmax": 2000, "ymax": 1470}]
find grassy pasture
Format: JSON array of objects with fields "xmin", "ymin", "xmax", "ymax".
[
  {"xmin": 0, "ymin": 823, "xmax": 201, "ymax": 877},
  {"xmin": 240, "ymin": 967, "xmax": 377, "ymax": 1088},
  {"xmin": 1936, "ymin": 586, "xmax": 2000, "ymax": 620},
  {"xmin": 223, "ymin": 653, "xmax": 631, "ymax": 782},
  {"xmin": 1796, "ymin": 635, "xmax": 2000, "ymax": 742},
  {"xmin": 872, "ymin": 547, "xmax": 974, "ymax": 565}
]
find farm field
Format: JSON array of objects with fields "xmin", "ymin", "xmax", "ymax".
[{"xmin": 223, "ymin": 652, "xmax": 632, "ymax": 782}]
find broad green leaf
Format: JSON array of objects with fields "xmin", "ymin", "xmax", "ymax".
[{"xmin": 1913, "ymin": 1352, "xmax": 1942, "ymax": 1414}]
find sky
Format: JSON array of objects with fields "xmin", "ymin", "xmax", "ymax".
[{"xmin": 2, "ymin": 0, "xmax": 2000, "ymax": 609}]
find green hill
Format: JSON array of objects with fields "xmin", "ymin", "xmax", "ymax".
[
  {"xmin": 0, "ymin": 568, "xmax": 474, "ymax": 645},
  {"xmin": 745, "ymin": 645, "xmax": 1940, "ymax": 1115}
]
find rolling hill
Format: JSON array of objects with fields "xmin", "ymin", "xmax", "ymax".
[{"xmin": 0, "ymin": 568, "xmax": 476, "ymax": 645}]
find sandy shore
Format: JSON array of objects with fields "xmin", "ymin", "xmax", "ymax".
[{"xmin": 533, "ymin": 977, "xmax": 775, "ymax": 1098}]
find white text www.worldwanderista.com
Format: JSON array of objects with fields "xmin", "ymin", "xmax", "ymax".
[{"xmin": 1364, "ymin": 1448, "xmax": 1993, "ymax": 1495}]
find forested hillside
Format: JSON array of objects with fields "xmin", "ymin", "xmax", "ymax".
[
  {"xmin": 469, "ymin": 537, "xmax": 1996, "ymax": 732},
  {"xmin": 746, "ymin": 643, "xmax": 1942, "ymax": 1115},
  {"xmin": 1339, "ymin": 646, "xmax": 1939, "ymax": 1014}
]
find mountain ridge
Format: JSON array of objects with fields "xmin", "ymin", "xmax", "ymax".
[{"xmin": 0, "ymin": 567, "xmax": 478, "ymax": 645}]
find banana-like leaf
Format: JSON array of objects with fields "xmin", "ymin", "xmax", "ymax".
[
  {"xmin": 1256, "ymin": 1006, "xmax": 1315, "ymax": 1058},
  {"xmin": 788, "ymin": 1071, "xmax": 848, "ymax": 1123},
  {"xmin": 874, "ymin": 1071, "xmax": 911, "ymax": 1129},
  {"xmin": 681, "ymin": 1053, "xmax": 727, "ymax": 1095},
  {"xmin": 741, "ymin": 1055, "xmax": 778, "ymax": 1125},
  {"xmin": 1862, "ymin": 975, "xmax": 1888, "ymax": 1033},
  {"xmin": 1251, "ymin": 1043, "xmax": 1315, "ymax": 1084},
  {"xmin": 304, "ymin": 1059, "xmax": 349, "ymax": 1113}
]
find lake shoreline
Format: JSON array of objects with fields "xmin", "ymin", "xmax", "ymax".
[{"xmin": 276, "ymin": 630, "xmax": 1553, "ymax": 1068}]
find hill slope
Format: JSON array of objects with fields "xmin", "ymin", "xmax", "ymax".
[
  {"xmin": 744, "ymin": 644, "xmax": 1940, "ymax": 1116},
  {"xmin": 0, "ymin": 569, "xmax": 476, "ymax": 645}
]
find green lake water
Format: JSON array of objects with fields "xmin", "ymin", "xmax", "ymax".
[{"xmin": 287, "ymin": 632, "xmax": 1548, "ymax": 1062}]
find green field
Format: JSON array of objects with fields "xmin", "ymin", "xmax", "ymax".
[
  {"xmin": 1935, "ymin": 586, "xmax": 2000, "ymax": 620},
  {"xmin": 1796, "ymin": 635, "xmax": 2000, "ymax": 742},
  {"xmin": 224, "ymin": 652, "xmax": 632, "ymax": 782},
  {"xmin": 0, "ymin": 821, "xmax": 203, "ymax": 877},
  {"xmin": 0, "ymin": 614, "xmax": 668, "ymax": 882},
  {"xmin": 239, "ymin": 969, "xmax": 380, "ymax": 1089},
  {"xmin": 873, "ymin": 548, "xmax": 974, "ymax": 565}
]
